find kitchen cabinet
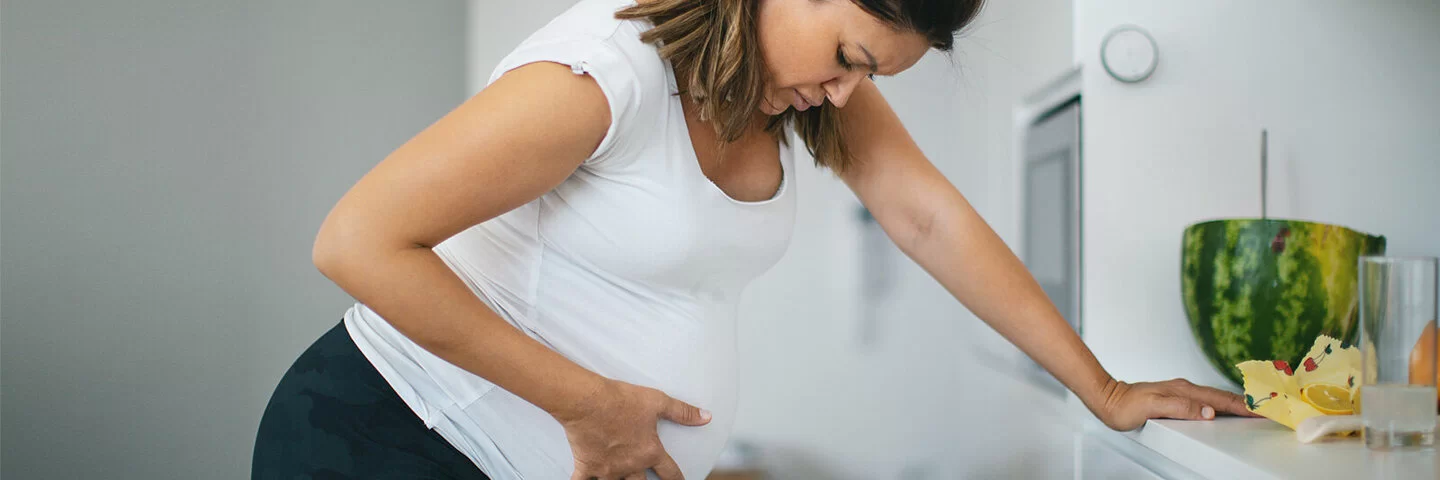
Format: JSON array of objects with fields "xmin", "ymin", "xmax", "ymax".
[
  {"xmin": 706, "ymin": 469, "xmax": 765, "ymax": 480},
  {"xmin": 1076, "ymin": 433, "xmax": 1167, "ymax": 480}
]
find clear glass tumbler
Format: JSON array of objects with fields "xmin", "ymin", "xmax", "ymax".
[{"xmin": 1359, "ymin": 256, "xmax": 1438, "ymax": 450}]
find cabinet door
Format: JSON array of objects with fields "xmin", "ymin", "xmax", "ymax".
[{"xmin": 1075, "ymin": 433, "xmax": 1165, "ymax": 480}]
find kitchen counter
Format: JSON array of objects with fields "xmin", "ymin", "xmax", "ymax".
[
  {"xmin": 975, "ymin": 346, "xmax": 1439, "ymax": 478},
  {"xmin": 1075, "ymin": 396, "xmax": 1440, "ymax": 479}
]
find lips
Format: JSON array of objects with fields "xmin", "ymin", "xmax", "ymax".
[{"xmin": 791, "ymin": 89, "xmax": 822, "ymax": 112}]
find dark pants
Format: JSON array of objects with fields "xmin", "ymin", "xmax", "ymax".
[{"xmin": 253, "ymin": 321, "xmax": 491, "ymax": 480}]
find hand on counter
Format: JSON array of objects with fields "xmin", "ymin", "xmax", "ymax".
[{"xmin": 1091, "ymin": 378, "xmax": 1262, "ymax": 431}]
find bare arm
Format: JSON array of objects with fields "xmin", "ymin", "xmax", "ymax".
[
  {"xmin": 833, "ymin": 80, "xmax": 1113, "ymax": 407},
  {"xmin": 834, "ymin": 80, "xmax": 1253, "ymax": 430},
  {"xmin": 312, "ymin": 62, "xmax": 611, "ymax": 417}
]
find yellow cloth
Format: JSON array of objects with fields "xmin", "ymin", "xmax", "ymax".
[{"xmin": 1237, "ymin": 335, "xmax": 1360, "ymax": 430}]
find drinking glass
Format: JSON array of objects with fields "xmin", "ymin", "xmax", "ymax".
[{"xmin": 1359, "ymin": 256, "xmax": 1438, "ymax": 450}]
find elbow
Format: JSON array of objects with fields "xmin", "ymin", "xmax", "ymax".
[
  {"xmin": 312, "ymin": 239, "xmax": 337, "ymax": 275},
  {"xmin": 312, "ymin": 233, "xmax": 347, "ymax": 277},
  {"xmin": 311, "ymin": 217, "xmax": 427, "ymax": 278},
  {"xmin": 311, "ymin": 216, "xmax": 363, "ymax": 277}
]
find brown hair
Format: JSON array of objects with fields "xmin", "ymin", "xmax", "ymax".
[{"xmin": 615, "ymin": 0, "xmax": 984, "ymax": 173}]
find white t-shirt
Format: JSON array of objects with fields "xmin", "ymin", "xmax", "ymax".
[{"xmin": 344, "ymin": 0, "xmax": 797, "ymax": 478}]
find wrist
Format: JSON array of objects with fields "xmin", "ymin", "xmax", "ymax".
[
  {"xmin": 1080, "ymin": 374, "xmax": 1122, "ymax": 414},
  {"xmin": 545, "ymin": 373, "xmax": 611, "ymax": 424}
]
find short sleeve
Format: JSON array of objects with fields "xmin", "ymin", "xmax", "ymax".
[{"xmin": 486, "ymin": 36, "xmax": 645, "ymax": 168}]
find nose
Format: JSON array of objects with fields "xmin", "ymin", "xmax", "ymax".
[{"xmin": 821, "ymin": 70, "xmax": 869, "ymax": 108}]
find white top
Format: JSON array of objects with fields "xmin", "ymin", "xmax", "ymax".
[{"xmin": 344, "ymin": 0, "xmax": 798, "ymax": 478}]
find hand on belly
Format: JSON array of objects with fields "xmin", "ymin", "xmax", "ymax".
[{"xmin": 552, "ymin": 378, "xmax": 714, "ymax": 480}]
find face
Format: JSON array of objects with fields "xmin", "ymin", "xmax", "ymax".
[{"xmin": 755, "ymin": 0, "xmax": 931, "ymax": 115}]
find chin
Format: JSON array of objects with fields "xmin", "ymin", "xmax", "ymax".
[{"xmin": 759, "ymin": 94, "xmax": 788, "ymax": 116}]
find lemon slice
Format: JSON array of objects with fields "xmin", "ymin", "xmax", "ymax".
[
  {"xmin": 1350, "ymin": 385, "xmax": 1362, "ymax": 414},
  {"xmin": 1301, "ymin": 384, "xmax": 1355, "ymax": 415}
]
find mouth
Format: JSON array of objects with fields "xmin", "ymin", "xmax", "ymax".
[
  {"xmin": 791, "ymin": 88, "xmax": 821, "ymax": 112},
  {"xmin": 760, "ymin": 88, "xmax": 821, "ymax": 115}
]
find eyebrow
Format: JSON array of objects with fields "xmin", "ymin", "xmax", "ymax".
[{"xmin": 858, "ymin": 44, "xmax": 879, "ymax": 74}]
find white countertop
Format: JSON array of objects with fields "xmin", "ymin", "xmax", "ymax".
[
  {"xmin": 1082, "ymin": 404, "xmax": 1440, "ymax": 479},
  {"xmin": 979, "ymin": 347, "xmax": 1440, "ymax": 478}
]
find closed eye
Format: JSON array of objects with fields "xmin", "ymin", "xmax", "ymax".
[
  {"xmin": 837, "ymin": 46, "xmax": 876, "ymax": 80},
  {"xmin": 836, "ymin": 46, "xmax": 854, "ymax": 71}
]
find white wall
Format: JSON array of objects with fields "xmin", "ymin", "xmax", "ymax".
[
  {"xmin": 1, "ymin": 1, "xmax": 466, "ymax": 478},
  {"xmin": 1075, "ymin": 0, "xmax": 1440, "ymax": 389}
]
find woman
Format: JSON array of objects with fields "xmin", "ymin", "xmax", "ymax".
[{"xmin": 254, "ymin": 0, "xmax": 1255, "ymax": 479}]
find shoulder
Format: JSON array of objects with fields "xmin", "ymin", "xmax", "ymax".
[
  {"xmin": 486, "ymin": 0, "xmax": 672, "ymax": 166},
  {"xmin": 489, "ymin": 0, "xmax": 669, "ymax": 95}
]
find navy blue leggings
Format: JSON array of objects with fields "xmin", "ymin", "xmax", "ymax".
[{"xmin": 253, "ymin": 321, "xmax": 491, "ymax": 480}]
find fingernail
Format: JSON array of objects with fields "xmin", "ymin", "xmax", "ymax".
[
  {"xmin": 700, "ymin": 409, "xmax": 712, "ymax": 421},
  {"xmin": 1202, "ymin": 406, "xmax": 1215, "ymax": 419}
]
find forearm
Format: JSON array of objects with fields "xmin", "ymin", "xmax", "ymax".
[
  {"xmin": 896, "ymin": 192, "xmax": 1116, "ymax": 408},
  {"xmin": 315, "ymin": 244, "xmax": 605, "ymax": 420}
]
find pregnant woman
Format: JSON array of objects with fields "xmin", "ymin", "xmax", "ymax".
[{"xmin": 254, "ymin": 0, "xmax": 1255, "ymax": 478}]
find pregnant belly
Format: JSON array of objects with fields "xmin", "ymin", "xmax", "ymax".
[
  {"xmin": 470, "ymin": 304, "xmax": 740, "ymax": 479},
  {"xmin": 644, "ymin": 332, "xmax": 739, "ymax": 480},
  {"xmin": 457, "ymin": 375, "xmax": 736, "ymax": 480}
]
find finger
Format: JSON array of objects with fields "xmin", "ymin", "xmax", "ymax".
[
  {"xmin": 659, "ymin": 397, "xmax": 711, "ymax": 426},
  {"xmin": 1225, "ymin": 404, "xmax": 1263, "ymax": 418},
  {"xmin": 1178, "ymin": 382, "xmax": 1258, "ymax": 417},
  {"xmin": 623, "ymin": 474, "xmax": 645, "ymax": 480},
  {"xmin": 652, "ymin": 453, "xmax": 685, "ymax": 480},
  {"xmin": 1156, "ymin": 395, "xmax": 1212, "ymax": 420},
  {"xmin": 1209, "ymin": 389, "xmax": 1262, "ymax": 417}
]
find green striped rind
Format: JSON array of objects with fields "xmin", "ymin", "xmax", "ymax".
[{"xmin": 1181, "ymin": 219, "xmax": 1385, "ymax": 387}]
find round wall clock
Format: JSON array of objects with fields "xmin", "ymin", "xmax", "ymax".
[{"xmin": 1101, "ymin": 25, "xmax": 1158, "ymax": 83}]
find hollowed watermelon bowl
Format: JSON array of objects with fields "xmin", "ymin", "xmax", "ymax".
[{"xmin": 1181, "ymin": 218, "xmax": 1386, "ymax": 388}]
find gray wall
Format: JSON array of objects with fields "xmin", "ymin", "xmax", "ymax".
[{"xmin": 1, "ymin": 1, "xmax": 466, "ymax": 478}]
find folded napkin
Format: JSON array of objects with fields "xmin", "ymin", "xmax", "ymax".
[
  {"xmin": 1237, "ymin": 335, "xmax": 1361, "ymax": 437},
  {"xmin": 1295, "ymin": 414, "xmax": 1362, "ymax": 443}
]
